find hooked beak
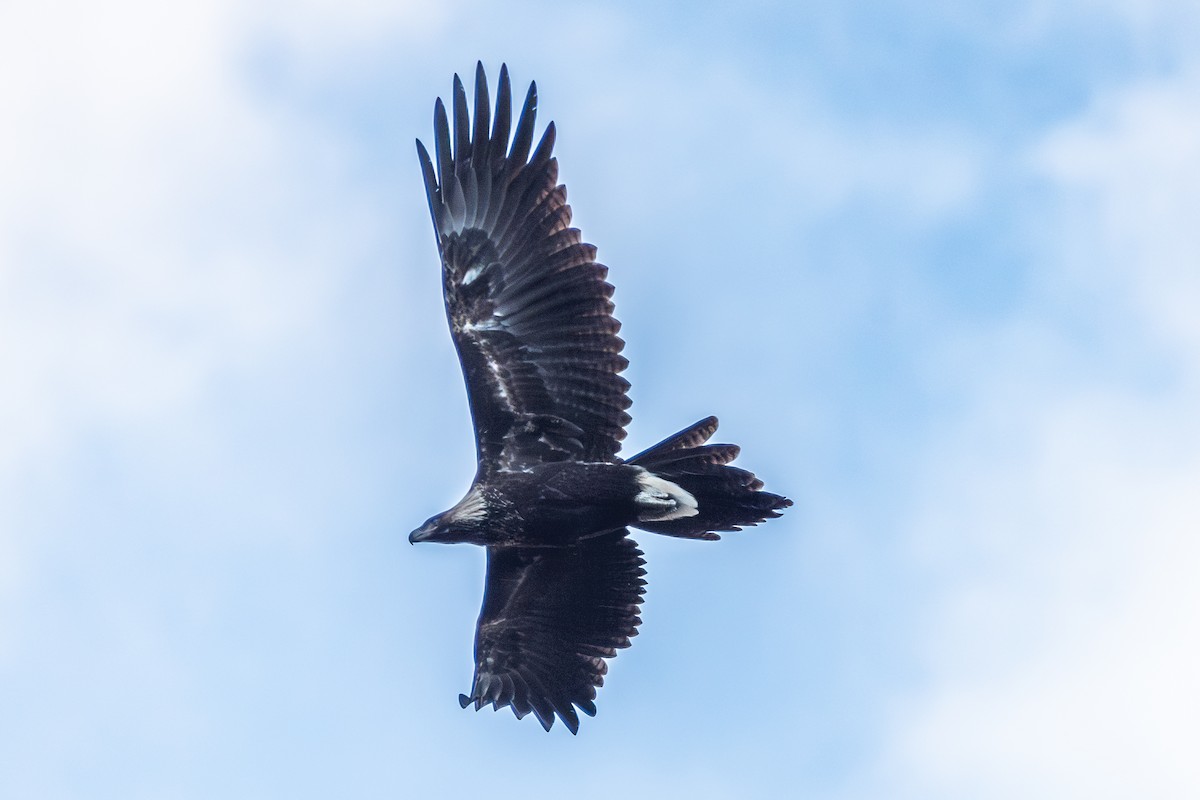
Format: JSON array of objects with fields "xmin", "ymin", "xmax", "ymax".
[{"xmin": 408, "ymin": 521, "xmax": 437, "ymax": 545}]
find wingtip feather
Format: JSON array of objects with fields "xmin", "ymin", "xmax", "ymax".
[{"xmin": 509, "ymin": 80, "xmax": 539, "ymax": 165}]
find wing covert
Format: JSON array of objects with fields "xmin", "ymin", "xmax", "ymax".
[{"xmin": 416, "ymin": 62, "xmax": 632, "ymax": 474}]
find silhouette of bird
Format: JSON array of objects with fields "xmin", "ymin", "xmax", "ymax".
[{"xmin": 410, "ymin": 63, "xmax": 791, "ymax": 733}]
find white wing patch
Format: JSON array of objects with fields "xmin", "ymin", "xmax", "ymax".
[
  {"xmin": 633, "ymin": 469, "xmax": 698, "ymax": 522},
  {"xmin": 462, "ymin": 263, "xmax": 487, "ymax": 285},
  {"xmin": 486, "ymin": 357, "xmax": 511, "ymax": 403},
  {"xmin": 462, "ymin": 316, "xmax": 503, "ymax": 333}
]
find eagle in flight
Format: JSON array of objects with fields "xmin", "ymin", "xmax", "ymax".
[{"xmin": 410, "ymin": 63, "xmax": 791, "ymax": 734}]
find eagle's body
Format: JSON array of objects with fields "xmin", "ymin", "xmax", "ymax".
[
  {"xmin": 412, "ymin": 461, "xmax": 695, "ymax": 548},
  {"xmin": 410, "ymin": 63, "xmax": 791, "ymax": 734}
]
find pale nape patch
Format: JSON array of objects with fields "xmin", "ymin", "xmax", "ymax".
[{"xmin": 449, "ymin": 486, "xmax": 487, "ymax": 522}]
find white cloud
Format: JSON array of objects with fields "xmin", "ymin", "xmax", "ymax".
[
  {"xmin": 0, "ymin": 0, "xmax": 396, "ymax": 624},
  {"xmin": 1035, "ymin": 68, "xmax": 1200, "ymax": 352},
  {"xmin": 881, "ymin": 66, "xmax": 1200, "ymax": 798},
  {"xmin": 561, "ymin": 59, "xmax": 982, "ymax": 230},
  {"xmin": 894, "ymin": 382, "xmax": 1200, "ymax": 797},
  {"xmin": 8, "ymin": 3, "xmax": 1200, "ymax": 795},
  {"xmin": 242, "ymin": 0, "xmax": 450, "ymax": 60}
]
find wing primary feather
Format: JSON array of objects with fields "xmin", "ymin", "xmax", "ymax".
[
  {"xmin": 511, "ymin": 678, "xmax": 532, "ymax": 718},
  {"xmin": 472, "ymin": 61, "xmax": 490, "ymax": 158},
  {"xmin": 508, "ymin": 81, "xmax": 538, "ymax": 166},
  {"xmin": 476, "ymin": 152, "xmax": 494, "ymax": 230},
  {"xmin": 433, "ymin": 98, "xmax": 452, "ymax": 210},
  {"xmin": 415, "ymin": 139, "xmax": 441, "ymax": 238},
  {"xmin": 488, "ymin": 160, "xmax": 557, "ymax": 253},
  {"xmin": 530, "ymin": 122, "xmax": 556, "ymax": 171},
  {"xmin": 468, "ymin": 63, "xmax": 491, "ymax": 226},
  {"xmin": 522, "ymin": 671, "xmax": 557, "ymax": 731},
  {"xmin": 496, "ymin": 673, "xmax": 515, "ymax": 707},
  {"xmin": 446, "ymin": 172, "xmax": 466, "ymax": 229},
  {"xmin": 559, "ymin": 703, "xmax": 580, "ymax": 735},
  {"xmin": 485, "ymin": 168, "xmax": 538, "ymax": 251},
  {"xmin": 452, "ymin": 73, "xmax": 470, "ymax": 166},
  {"xmin": 497, "ymin": 158, "xmax": 561, "ymax": 250},
  {"xmin": 491, "ymin": 64, "xmax": 513, "ymax": 166},
  {"xmin": 463, "ymin": 167, "xmax": 480, "ymax": 227}
]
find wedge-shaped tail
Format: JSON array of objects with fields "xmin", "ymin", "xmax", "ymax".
[{"xmin": 627, "ymin": 417, "xmax": 792, "ymax": 540}]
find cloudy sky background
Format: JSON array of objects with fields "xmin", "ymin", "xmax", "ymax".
[{"xmin": 3, "ymin": 1, "xmax": 1198, "ymax": 797}]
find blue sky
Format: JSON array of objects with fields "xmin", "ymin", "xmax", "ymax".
[{"xmin": 3, "ymin": 1, "xmax": 1199, "ymax": 797}]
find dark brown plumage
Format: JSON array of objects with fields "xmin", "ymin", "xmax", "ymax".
[{"xmin": 409, "ymin": 63, "xmax": 791, "ymax": 734}]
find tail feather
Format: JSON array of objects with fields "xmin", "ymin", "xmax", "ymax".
[
  {"xmin": 627, "ymin": 417, "xmax": 791, "ymax": 540},
  {"xmin": 627, "ymin": 416, "xmax": 719, "ymax": 460},
  {"xmin": 638, "ymin": 443, "xmax": 741, "ymax": 469}
]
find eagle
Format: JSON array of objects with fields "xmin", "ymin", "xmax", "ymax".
[{"xmin": 410, "ymin": 63, "xmax": 791, "ymax": 734}]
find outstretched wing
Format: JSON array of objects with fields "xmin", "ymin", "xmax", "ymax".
[
  {"xmin": 460, "ymin": 531, "xmax": 646, "ymax": 733},
  {"xmin": 416, "ymin": 63, "xmax": 632, "ymax": 475}
]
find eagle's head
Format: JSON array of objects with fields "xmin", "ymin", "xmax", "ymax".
[{"xmin": 409, "ymin": 486, "xmax": 489, "ymax": 545}]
